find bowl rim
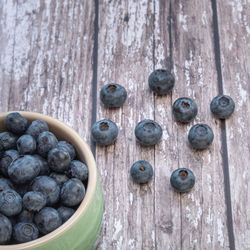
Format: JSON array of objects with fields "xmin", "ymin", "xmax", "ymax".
[{"xmin": 0, "ymin": 111, "xmax": 97, "ymax": 249}]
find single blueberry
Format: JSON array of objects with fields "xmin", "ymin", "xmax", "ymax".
[
  {"xmin": 67, "ymin": 160, "xmax": 88, "ymax": 181},
  {"xmin": 210, "ymin": 94, "xmax": 235, "ymax": 119},
  {"xmin": 31, "ymin": 176, "xmax": 60, "ymax": 206},
  {"xmin": 17, "ymin": 134, "xmax": 36, "ymax": 155},
  {"xmin": 0, "ymin": 150, "xmax": 19, "ymax": 176},
  {"xmin": 91, "ymin": 119, "xmax": 118, "ymax": 146},
  {"xmin": 100, "ymin": 83, "xmax": 127, "ymax": 108},
  {"xmin": 172, "ymin": 97, "xmax": 198, "ymax": 123},
  {"xmin": 4, "ymin": 112, "xmax": 28, "ymax": 135},
  {"xmin": 57, "ymin": 206, "xmax": 75, "ymax": 223},
  {"xmin": 34, "ymin": 207, "xmax": 62, "ymax": 235},
  {"xmin": 188, "ymin": 124, "xmax": 214, "ymax": 150},
  {"xmin": 8, "ymin": 155, "xmax": 40, "ymax": 184},
  {"xmin": 26, "ymin": 120, "xmax": 49, "ymax": 139},
  {"xmin": 170, "ymin": 168, "xmax": 195, "ymax": 192},
  {"xmin": 0, "ymin": 189, "xmax": 22, "ymax": 216},
  {"xmin": 48, "ymin": 147, "xmax": 71, "ymax": 173},
  {"xmin": 0, "ymin": 132, "xmax": 18, "ymax": 150},
  {"xmin": 60, "ymin": 178, "xmax": 85, "ymax": 207},
  {"xmin": 0, "ymin": 213, "xmax": 12, "ymax": 244},
  {"xmin": 37, "ymin": 131, "xmax": 58, "ymax": 158},
  {"xmin": 130, "ymin": 160, "xmax": 153, "ymax": 184},
  {"xmin": 13, "ymin": 222, "xmax": 39, "ymax": 243},
  {"xmin": 134, "ymin": 119, "xmax": 162, "ymax": 146},
  {"xmin": 23, "ymin": 191, "xmax": 46, "ymax": 212},
  {"xmin": 148, "ymin": 69, "xmax": 175, "ymax": 95},
  {"xmin": 49, "ymin": 172, "xmax": 69, "ymax": 188},
  {"xmin": 58, "ymin": 141, "xmax": 76, "ymax": 160},
  {"xmin": 33, "ymin": 154, "xmax": 51, "ymax": 175},
  {"xmin": 17, "ymin": 209, "xmax": 34, "ymax": 223},
  {"xmin": 0, "ymin": 178, "xmax": 14, "ymax": 192}
]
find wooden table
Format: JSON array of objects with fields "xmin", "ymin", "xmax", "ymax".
[{"xmin": 0, "ymin": 0, "xmax": 249, "ymax": 249}]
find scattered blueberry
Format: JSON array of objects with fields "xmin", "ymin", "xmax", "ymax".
[
  {"xmin": 0, "ymin": 178, "xmax": 14, "ymax": 192},
  {"xmin": 91, "ymin": 119, "xmax": 118, "ymax": 146},
  {"xmin": 134, "ymin": 119, "xmax": 162, "ymax": 146},
  {"xmin": 0, "ymin": 132, "xmax": 18, "ymax": 150},
  {"xmin": 0, "ymin": 150, "xmax": 19, "ymax": 176},
  {"xmin": 57, "ymin": 206, "xmax": 75, "ymax": 223},
  {"xmin": 0, "ymin": 213, "xmax": 12, "ymax": 244},
  {"xmin": 68, "ymin": 160, "xmax": 88, "ymax": 181},
  {"xmin": 188, "ymin": 124, "xmax": 214, "ymax": 150},
  {"xmin": 4, "ymin": 112, "xmax": 28, "ymax": 135},
  {"xmin": 13, "ymin": 222, "xmax": 39, "ymax": 243},
  {"xmin": 34, "ymin": 207, "xmax": 62, "ymax": 235},
  {"xmin": 8, "ymin": 155, "xmax": 40, "ymax": 184},
  {"xmin": 23, "ymin": 191, "xmax": 46, "ymax": 212},
  {"xmin": 58, "ymin": 141, "xmax": 76, "ymax": 160},
  {"xmin": 26, "ymin": 120, "xmax": 49, "ymax": 139},
  {"xmin": 130, "ymin": 160, "xmax": 153, "ymax": 184},
  {"xmin": 60, "ymin": 178, "xmax": 85, "ymax": 207},
  {"xmin": 17, "ymin": 135, "xmax": 36, "ymax": 155},
  {"xmin": 172, "ymin": 97, "xmax": 198, "ymax": 123},
  {"xmin": 210, "ymin": 94, "xmax": 235, "ymax": 119},
  {"xmin": 33, "ymin": 154, "xmax": 51, "ymax": 175},
  {"xmin": 37, "ymin": 131, "xmax": 58, "ymax": 158},
  {"xmin": 49, "ymin": 172, "xmax": 69, "ymax": 188},
  {"xmin": 148, "ymin": 69, "xmax": 175, "ymax": 95},
  {"xmin": 0, "ymin": 189, "xmax": 22, "ymax": 216},
  {"xmin": 17, "ymin": 210, "xmax": 34, "ymax": 223},
  {"xmin": 100, "ymin": 83, "xmax": 127, "ymax": 108},
  {"xmin": 170, "ymin": 168, "xmax": 195, "ymax": 192}
]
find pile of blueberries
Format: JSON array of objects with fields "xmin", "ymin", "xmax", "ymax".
[
  {"xmin": 0, "ymin": 113, "xmax": 88, "ymax": 245},
  {"xmin": 92, "ymin": 69, "xmax": 235, "ymax": 192}
]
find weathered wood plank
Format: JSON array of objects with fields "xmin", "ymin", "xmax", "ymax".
[{"xmin": 216, "ymin": 0, "xmax": 250, "ymax": 249}]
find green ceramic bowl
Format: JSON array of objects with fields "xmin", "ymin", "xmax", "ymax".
[{"xmin": 0, "ymin": 111, "xmax": 103, "ymax": 250}]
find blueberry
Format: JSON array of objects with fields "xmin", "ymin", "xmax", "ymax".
[
  {"xmin": 48, "ymin": 147, "xmax": 71, "ymax": 173},
  {"xmin": 0, "ymin": 132, "xmax": 18, "ymax": 150},
  {"xmin": 13, "ymin": 222, "xmax": 39, "ymax": 243},
  {"xmin": 31, "ymin": 176, "xmax": 60, "ymax": 206},
  {"xmin": 173, "ymin": 97, "xmax": 198, "ymax": 123},
  {"xmin": 37, "ymin": 131, "xmax": 58, "ymax": 158},
  {"xmin": 17, "ymin": 135, "xmax": 36, "ymax": 155},
  {"xmin": 0, "ymin": 178, "xmax": 14, "ymax": 192},
  {"xmin": 17, "ymin": 210, "xmax": 34, "ymax": 223},
  {"xmin": 57, "ymin": 206, "xmax": 75, "ymax": 223},
  {"xmin": 26, "ymin": 120, "xmax": 49, "ymax": 139},
  {"xmin": 0, "ymin": 213, "xmax": 12, "ymax": 244},
  {"xmin": 134, "ymin": 119, "xmax": 162, "ymax": 146},
  {"xmin": 210, "ymin": 94, "xmax": 235, "ymax": 119},
  {"xmin": 34, "ymin": 207, "xmax": 62, "ymax": 235},
  {"xmin": 130, "ymin": 160, "xmax": 153, "ymax": 184},
  {"xmin": 148, "ymin": 69, "xmax": 175, "ymax": 95},
  {"xmin": 33, "ymin": 154, "xmax": 50, "ymax": 175},
  {"xmin": 0, "ymin": 150, "xmax": 19, "ymax": 176},
  {"xmin": 8, "ymin": 155, "xmax": 40, "ymax": 184},
  {"xmin": 60, "ymin": 178, "xmax": 85, "ymax": 207},
  {"xmin": 188, "ymin": 124, "xmax": 214, "ymax": 150},
  {"xmin": 58, "ymin": 141, "xmax": 76, "ymax": 160},
  {"xmin": 100, "ymin": 83, "xmax": 127, "ymax": 108},
  {"xmin": 23, "ymin": 191, "xmax": 46, "ymax": 212},
  {"xmin": 91, "ymin": 119, "xmax": 118, "ymax": 146},
  {"xmin": 0, "ymin": 189, "xmax": 22, "ymax": 216},
  {"xmin": 49, "ymin": 172, "xmax": 69, "ymax": 188},
  {"xmin": 67, "ymin": 160, "xmax": 88, "ymax": 181},
  {"xmin": 170, "ymin": 168, "xmax": 195, "ymax": 192},
  {"xmin": 4, "ymin": 112, "xmax": 28, "ymax": 135}
]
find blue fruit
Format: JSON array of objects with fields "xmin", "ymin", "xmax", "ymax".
[
  {"xmin": 58, "ymin": 141, "xmax": 76, "ymax": 160},
  {"xmin": 17, "ymin": 134, "xmax": 36, "ymax": 155},
  {"xmin": 4, "ymin": 112, "xmax": 28, "ymax": 135},
  {"xmin": 37, "ymin": 131, "xmax": 58, "ymax": 158},
  {"xmin": 26, "ymin": 120, "xmax": 49, "ymax": 139},
  {"xmin": 23, "ymin": 191, "xmax": 46, "ymax": 212},
  {"xmin": 130, "ymin": 160, "xmax": 153, "ymax": 184},
  {"xmin": 33, "ymin": 154, "xmax": 51, "ymax": 175},
  {"xmin": 0, "ymin": 178, "xmax": 14, "ymax": 192},
  {"xmin": 13, "ymin": 222, "xmax": 39, "ymax": 243},
  {"xmin": 17, "ymin": 209, "xmax": 34, "ymax": 223},
  {"xmin": 188, "ymin": 124, "xmax": 214, "ymax": 150},
  {"xmin": 134, "ymin": 119, "xmax": 162, "ymax": 146},
  {"xmin": 34, "ymin": 207, "xmax": 62, "ymax": 235},
  {"xmin": 91, "ymin": 119, "xmax": 118, "ymax": 146},
  {"xmin": 148, "ymin": 69, "xmax": 175, "ymax": 95},
  {"xmin": 173, "ymin": 97, "xmax": 198, "ymax": 123},
  {"xmin": 210, "ymin": 94, "xmax": 235, "ymax": 119},
  {"xmin": 0, "ymin": 150, "xmax": 19, "ymax": 176},
  {"xmin": 8, "ymin": 155, "xmax": 40, "ymax": 184},
  {"xmin": 170, "ymin": 168, "xmax": 195, "ymax": 192},
  {"xmin": 49, "ymin": 172, "xmax": 69, "ymax": 187},
  {"xmin": 0, "ymin": 189, "xmax": 22, "ymax": 216},
  {"xmin": 60, "ymin": 178, "xmax": 85, "ymax": 207},
  {"xmin": 0, "ymin": 132, "xmax": 18, "ymax": 150},
  {"xmin": 48, "ymin": 147, "xmax": 71, "ymax": 173},
  {"xmin": 0, "ymin": 213, "xmax": 12, "ymax": 244},
  {"xmin": 68, "ymin": 160, "xmax": 88, "ymax": 181},
  {"xmin": 57, "ymin": 206, "xmax": 75, "ymax": 223},
  {"xmin": 100, "ymin": 83, "xmax": 127, "ymax": 108}
]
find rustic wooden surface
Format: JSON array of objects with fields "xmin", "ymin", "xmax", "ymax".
[{"xmin": 0, "ymin": 0, "xmax": 249, "ymax": 249}]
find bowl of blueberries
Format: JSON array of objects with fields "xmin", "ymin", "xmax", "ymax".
[{"xmin": 0, "ymin": 111, "xmax": 103, "ymax": 250}]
